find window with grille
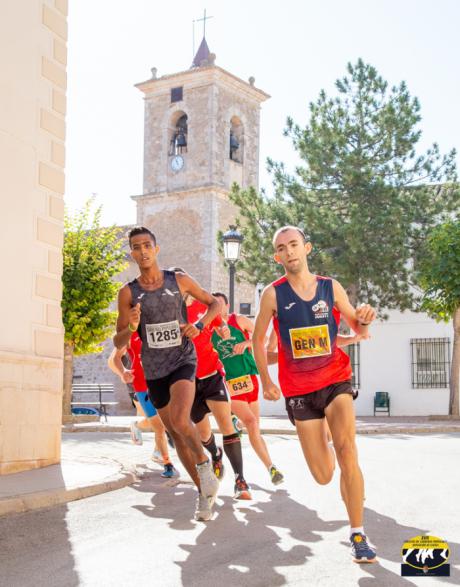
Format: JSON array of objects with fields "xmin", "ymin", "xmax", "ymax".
[
  {"xmin": 344, "ymin": 343, "xmax": 360, "ymax": 389},
  {"xmin": 410, "ymin": 338, "xmax": 450, "ymax": 389}
]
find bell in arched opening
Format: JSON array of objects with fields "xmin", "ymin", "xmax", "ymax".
[
  {"xmin": 230, "ymin": 131, "xmax": 240, "ymax": 159},
  {"xmin": 174, "ymin": 114, "xmax": 188, "ymax": 154}
]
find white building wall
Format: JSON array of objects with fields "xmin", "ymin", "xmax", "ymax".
[
  {"xmin": 258, "ymin": 310, "xmax": 454, "ymax": 417},
  {"xmin": 356, "ymin": 310, "xmax": 452, "ymax": 416}
]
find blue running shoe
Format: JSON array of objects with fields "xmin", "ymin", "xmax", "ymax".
[
  {"xmin": 161, "ymin": 463, "xmax": 179, "ymax": 478},
  {"xmin": 350, "ymin": 533, "xmax": 377, "ymax": 563}
]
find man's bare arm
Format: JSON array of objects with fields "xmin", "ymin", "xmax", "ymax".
[
  {"xmin": 113, "ymin": 285, "xmax": 140, "ymax": 349},
  {"xmin": 176, "ymin": 273, "xmax": 220, "ymax": 338},
  {"xmin": 266, "ymin": 329, "xmax": 279, "ymax": 365},
  {"xmin": 333, "ymin": 280, "xmax": 376, "ymax": 336},
  {"xmin": 108, "ymin": 345, "xmax": 134, "ymax": 384},
  {"xmin": 253, "ymin": 286, "xmax": 281, "ymax": 400}
]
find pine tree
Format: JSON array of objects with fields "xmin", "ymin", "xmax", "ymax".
[{"xmin": 228, "ymin": 59, "xmax": 459, "ymax": 311}]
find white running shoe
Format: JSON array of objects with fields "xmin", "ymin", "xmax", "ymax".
[
  {"xmin": 194, "ymin": 493, "xmax": 213, "ymax": 521},
  {"xmin": 196, "ymin": 459, "xmax": 219, "ymax": 506},
  {"xmin": 130, "ymin": 421, "xmax": 143, "ymax": 446},
  {"xmin": 151, "ymin": 450, "xmax": 163, "ymax": 463}
]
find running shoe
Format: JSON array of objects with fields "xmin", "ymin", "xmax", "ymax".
[
  {"xmin": 130, "ymin": 421, "xmax": 143, "ymax": 445},
  {"xmin": 161, "ymin": 463, "xmax": 179, "ymax": 478},
  {"xmin": 234, "ymin": 478, "xmax": 252, "ymax": 500},
  {"xmin": 194, "ymin": 493, "xmax": 213, "ymax": 521},
  {"xmin": 269, "ymin": 465, "xmax": 284, "ymax": 485},
  {"xmin": 151, "ymin": 449, "xmax": 163, "ymax": 463},
  {"xmin": 350, "ymin": 533, "xmax": 377, "ymax": 563},
  {"xmin": 352, "ymin": 389, "xmax": 359, "ymax": 401},
  {"xmin": 196, "ymin": 459, "xmax": 219, "ymax": 506},
  {"xmin": 166, "ymin": 430, "xmax": 175, "ymax": 449},
  {"xmin": 212, "ymin": 447, "xmax": 225, "ymax": 481}
]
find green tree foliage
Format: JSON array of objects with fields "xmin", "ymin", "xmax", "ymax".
[
  {"xmin": 61, "ymin": 199, "xmax": 127, "ymax": 419},
  {"xmin": 62, "ymin": 199, "xmax": 127, "ymax": 353},
  {"xmin": 416, "ymin": 219, "xmax": 460, "ymax": 415},
  {"xmin": 228, "ymin": 59, "xmax": 459, "ymax": 310}
]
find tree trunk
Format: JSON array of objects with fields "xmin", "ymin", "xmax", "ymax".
[
  {"xmin": 347, "ymin": 282, "xmax": 359, "ymax": 308},
  {"xmin": 449, "ymin": 307, "xmax": 460, "ymax": 416},
  {"xmin": 62, "ymin": 342, "xmax": 74, "ymax": 422}
]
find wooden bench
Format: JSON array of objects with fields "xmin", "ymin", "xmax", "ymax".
[
  {"xmin": 374, "ymin": 391, "xmax": 390, "ymax": 416},
  {"xmin": 71, "ymin": 383, "xmax": 118, "ymax": 422}
]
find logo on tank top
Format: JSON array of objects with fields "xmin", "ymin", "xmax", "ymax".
[{"xmin": 312, "ymin": 300, "xmax": 329, "ymax": 319}]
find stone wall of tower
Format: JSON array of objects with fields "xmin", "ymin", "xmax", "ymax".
[
  {"xmin": 135, "ymin": 188, "xmax": 255, "ymax": 312},
  {"xmin": 136, "ymin": 65, "xmax": 267, "ymax": 315}
]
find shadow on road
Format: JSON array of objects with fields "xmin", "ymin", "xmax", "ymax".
[
  {"xmin": 131, "ymin": 468, "xmax": 459, "ymax": 586},
  {"xmin": 0, "ymin": 503, "xmax": 80, "ymax": 587},
  {"xmin": 132, "ymin": 475, "xmax": 347, "ymax": 586}
]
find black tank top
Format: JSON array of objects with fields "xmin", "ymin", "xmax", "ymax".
[{"xmin": 128, "ymin": 271, "xmax": 196, "ymax": 379}]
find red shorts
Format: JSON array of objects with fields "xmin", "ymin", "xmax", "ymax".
[{"xmin": 227, "ymin": 374, "xmax": 259, "ymax": 404}]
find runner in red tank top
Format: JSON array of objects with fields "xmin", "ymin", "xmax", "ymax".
[
  {"xmin": 253, "ymin": 226, "xmax": 377, "ymax": 564},
  {"xmin": 211, "ymin": 291, "xmax": 285, "ymax": 487},
  {"xmin": 182, "ymin": 291, "xmax": 252, "ymax": 500},
  {"xmin": 108, "ymin": 332, "xmax": 178, "ymax": 478}
]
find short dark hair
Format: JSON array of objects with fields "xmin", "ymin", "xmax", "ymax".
[
  {"xmin": 272, "ymin": 225, "xmax": 308, "ymax": 247},
  {"xmin": 212, "ymin": 291, "xmax": 228, "ymax": 305},
  {"xmin": 128, "ymin": 226, "xmax": 156, "ymax": 247}
]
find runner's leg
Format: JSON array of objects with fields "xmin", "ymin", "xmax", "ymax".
[
  {"xmin": 157, "ymin": 404, "xmax": 200, "ymax": 488},
  {"xmin": 295, "ymin": 417, "xmax": 335, "ymax": 485},
  {"xmin": 231, "ymin": 399, "xmax": 272, "ymax": 468},
  {"xmin": 150, "ymin": 414, "xmax": 170, "ymax": 463},
  {"xmin": 208, "ymin": 400, "xmax": 244, "ymax": 476},
  {"xmin": 168, "ymin": 379, "xmax": 208, "ymax": 462},
  {"xmin": 325, "ymin": 394, "xmax": 364, "ymax": 527}
]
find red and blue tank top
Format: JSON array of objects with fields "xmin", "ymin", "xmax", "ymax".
[{"xmin": 272, "ymin": 275, "xmax": 351, "ymax": 397}]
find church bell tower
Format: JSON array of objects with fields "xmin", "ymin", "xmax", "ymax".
[{"xmin": 132, "ymin": 37, "xmax": 269, "ymax": 311}]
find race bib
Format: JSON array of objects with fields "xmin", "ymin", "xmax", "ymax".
[
  {"xmin": 227, "ymin": 374, "xmax": 254, "ymax": 397},
  {"xmin": 145, "ymin": 320, "xmax": 181, "ymax": 349},
  {"xmin": 289, "ymin": 325, "xmax": 331, "ymax": 359}
]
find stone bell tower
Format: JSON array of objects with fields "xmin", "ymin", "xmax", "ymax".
[{"xmin": 132, "ymin": 38, "xmax": 269, "ymax": 312}]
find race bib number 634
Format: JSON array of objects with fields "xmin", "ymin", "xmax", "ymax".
[{"xmin": 145, "ymin": 320, "xmax": 181, "ymax": 349}]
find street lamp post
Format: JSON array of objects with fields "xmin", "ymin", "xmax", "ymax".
[{"xmin": 222, "ymin": 225, "xmax": 243, "ymax": 313}]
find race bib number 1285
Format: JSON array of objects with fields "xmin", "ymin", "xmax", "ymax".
[{"xmin": 145, "ymin": 320, "xmax": 181, "ymax": 349}]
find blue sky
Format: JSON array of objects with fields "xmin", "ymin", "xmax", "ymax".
[{"xmin": 66, "ymin": 0, "xmax": 460, "ymax": 225}]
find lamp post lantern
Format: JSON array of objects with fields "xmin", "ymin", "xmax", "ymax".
[{"xmin": 222, "ymin": 225, "xmax": 243, "ymax": 313}]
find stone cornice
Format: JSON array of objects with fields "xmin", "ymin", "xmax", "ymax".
[{"xmin": 135, "ymin": 65, "xmax": 270, "ymax": 104}]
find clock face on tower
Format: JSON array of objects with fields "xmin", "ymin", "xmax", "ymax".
[{"xmin": 171, "ymin": 155, "xmax": 184, "ymax": 172}]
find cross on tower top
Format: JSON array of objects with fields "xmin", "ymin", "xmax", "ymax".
[{"xmin": 195, "ymin": 9, "xmax": 213, "ymax": 38}]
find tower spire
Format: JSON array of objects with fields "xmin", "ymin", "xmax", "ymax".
[{"xmin": 192, "ymin": 9, "xmax": 214, "ymax": 67}]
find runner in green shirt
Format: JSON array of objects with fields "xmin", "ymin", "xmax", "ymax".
[{"xmin": 211, "ymin": 292, "xmax": 284, "ymax": 486}]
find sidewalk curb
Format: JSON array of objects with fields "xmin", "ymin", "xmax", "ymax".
[
  {"xmin": 262, "ymin": 426, "xmax": 460, "ymax": 435},
  {"xmin": 0, "ymin": 466, "xmax": 138, "ymax": 517},
  {"xmin": 63, "ymin": 425, "xmax": 460, "ymax": 435}
]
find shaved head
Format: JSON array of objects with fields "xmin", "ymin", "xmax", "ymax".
[{"xmin": 273, "ymin": 226, "xmax": 308, "ymax": 248}]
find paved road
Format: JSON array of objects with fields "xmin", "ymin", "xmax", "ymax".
[{"xmin": 1, "ymin": 433, "xmax": 459, "ymax": 587}]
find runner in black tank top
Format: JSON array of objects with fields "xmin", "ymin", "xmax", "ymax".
[{"xmin": 113, "ymin": 226, "xmax": 221, "ymax": 522}]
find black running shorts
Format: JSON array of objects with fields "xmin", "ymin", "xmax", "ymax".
[
  {"xmin": 191, "ymin": 371, "xmax": 229, "ymax": 424},
  {"xmin": 147, "ymin": 362, "xmax": 196, "ymax": 410},
  {"xmin": 285, "ymin": 380, "xmax": 353, "ymax": 424}
]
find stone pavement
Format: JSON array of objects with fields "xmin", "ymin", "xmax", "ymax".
[{"xmin": 1, "ymin": 415, "xmax": 459, "ymax": 517}]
